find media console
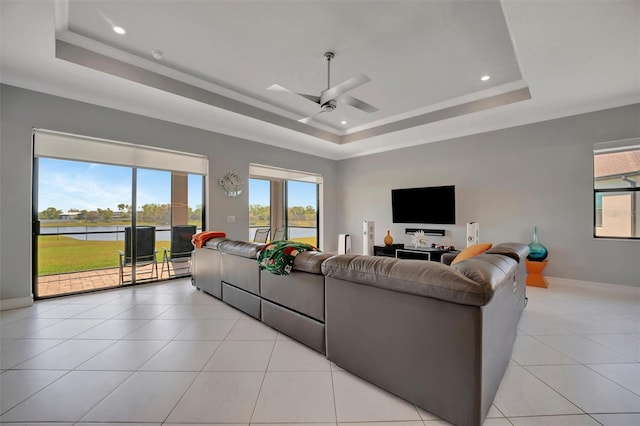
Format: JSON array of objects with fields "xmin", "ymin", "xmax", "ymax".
[{"xmin": 373, "ymin": 244, "xmax": 458, "ymax": 262}]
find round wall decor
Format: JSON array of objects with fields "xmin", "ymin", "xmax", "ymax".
[{"xmin": 218, "ymin": 171, "xmax": 244, "ymax": 197}]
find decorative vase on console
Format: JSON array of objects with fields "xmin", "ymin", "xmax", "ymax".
[
  {"xmin": 527, "ymin": 226, "xmax": 548, "ymax": 261},
  {"xmin": 384, "ymin": 230, "xmax": 394, "ymax": 246}
]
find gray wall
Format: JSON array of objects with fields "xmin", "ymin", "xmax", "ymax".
[
  {"xmin": 0, "ymin": 84, "xmax": 338, "ymax": 302},
  {"xmin": 336, "ymin": 104, "xmax": 640, "ymax": 287},
  {"xmin": 1, "ymin": 83, "xmax": 638, "ymax": 305}
]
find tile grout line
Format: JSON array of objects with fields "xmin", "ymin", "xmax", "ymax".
[
  {"xmin": 519, "ymin": 363, "xmax": 595, "ymax": 416},
  {"xmin": 0, "ymin": 369, "xmax": 73, "ymax": 417},
  {"xmin": 248, "ymin": 332, "xmax": 278, "ymax": 425},
  {"xmin": 63, "ymin": 290, "xmax": 172, "ymax": 423},
  {"xmin": 329, "ymin": 361, "xmax": 339, "ymax": 425}
]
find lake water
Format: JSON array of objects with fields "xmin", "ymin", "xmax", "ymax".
[{"xmin": 41, "ymin": 225, "xmax": 315, "ymax": 241}]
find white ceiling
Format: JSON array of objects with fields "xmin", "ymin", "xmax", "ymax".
[{"xmin": 1, "ymin": 0, "xmax": 638, "ymax": 160}]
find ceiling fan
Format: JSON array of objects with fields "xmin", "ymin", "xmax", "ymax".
[{"xmin": 268, "ymin": 51, "xmax": 379, "ymax": 124}]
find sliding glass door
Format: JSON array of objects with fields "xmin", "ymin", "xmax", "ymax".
[
  {"xmin": 287, "ymin": 180, "xmax": 318, "ymax": 247},
  {"xmin": 34, "ymin": 159, "xmax": 205, "ymax": 298},
  {"xmin": 35, "ymin": 158, "xmax": 134, "ymax": 297},
  {"xmin": 248, "ymin": 166, "xmax": 321, "ymax": 248},
  {"xmin": 249, "ymin": 178, "xmax": 272, "ymax": 242},
  {"xmin": 32, "ymin": 129, "xmax": 208, "ymax": 299}
]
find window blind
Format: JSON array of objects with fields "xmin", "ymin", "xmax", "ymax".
[
  {"xmin": 249, "ymin": 163, "xmax": 323, "ymax": 184},
  {"xmin": 594, "ymin": 137, "xmax": 640, "ymax": 154},
  {"xmin": 33, "ymin": 129, "xmax": 208, "ymax": 175}
]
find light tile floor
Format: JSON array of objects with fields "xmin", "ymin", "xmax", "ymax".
[{"xmin": 1, "ymin": 277, "xmax": 639, "ymax": 425}]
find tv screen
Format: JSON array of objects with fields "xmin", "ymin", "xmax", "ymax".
[{"xmin": 392, "ymin": 185, "xmax": 456, "ymax": 224}]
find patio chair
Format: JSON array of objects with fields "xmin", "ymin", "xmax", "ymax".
[
  {"xmin": 119, "ymin": 226, "xmax": 158, "ymax": 284},
  {"xmin": 253, "ymin": 227, "xmax": 270, "ymax": 243},
  {"xmin": 162, "ymin": 224, "xmax": 197, "ymax": 278},
  {"xmin": 272, "ymin": 227, "xmax": 286, "ymax": 241}
]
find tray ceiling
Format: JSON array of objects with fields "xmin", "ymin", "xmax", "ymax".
[{"xmin": 1, "ymin": 0, "xmax": 638, "ymax": 159}]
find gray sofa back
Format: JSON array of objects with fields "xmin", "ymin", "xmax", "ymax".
[
  {"xmin": 218, "ymin": 240, "xmax": 265, "ymax": 258},
  {"xmin": 322, "ymin": 252, "xmax": 517, "ymax": 306}
]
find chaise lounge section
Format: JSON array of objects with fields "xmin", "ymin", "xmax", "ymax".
[{"xmin": 322, "ymin": 243, "xmax": 528, "ymax": 426}]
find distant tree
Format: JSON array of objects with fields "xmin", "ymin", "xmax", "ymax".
[
  {"xmin": 39, "ymin": 207, "xmax": 61, "ymax": 220},
  {"xmin": 116, "ymin": 203, "xmax": 130, "ymax": 219},
  {"xmin": 189, "ymin": 204, "xmax": 203, "ymax": 220},
  {"xmin": 97, "ymin": 208, "xmax": 113, "ymax": 221},
  {"xmin": 139, "ymin": 203, "xmax": 170, "ymax": 224},
  {"xmin": 249, "ymin": 204, "xmax": 270, "ymax": 226},
  {"xmin": 287, "ymin": 205, "xmax": 316, "ymax": 226}
]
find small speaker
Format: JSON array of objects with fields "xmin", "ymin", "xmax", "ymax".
[
  {"xmin": 467, "ymin": 222, "xmax": 479, "ymax": 247},
  {"xmin": 363, "ymin": 221, "xmax": 375, "ymax": 255},
  {"xmin": 338, "ymin": 234, "xmax": 351, "ymax": 254}
]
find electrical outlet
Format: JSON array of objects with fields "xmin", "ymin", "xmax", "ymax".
[{"xmin": 227, "ymin": 215, "xmax": 235, "ymax": 222}]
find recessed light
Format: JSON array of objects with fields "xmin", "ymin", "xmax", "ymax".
[
  {"xmin": 341, "ymin": 120, "xmax": 347, "ymax": 125},
  {"xmin": 481, "ymin": 75, "xmax": 491, "ymax": 81},
  {"xmin": 151, "ymin": 49, "xmax": 163, "ymax": 60},
  {"xmin": 113, "ymin": 26, "xmax": 126, "ymax": 35}
]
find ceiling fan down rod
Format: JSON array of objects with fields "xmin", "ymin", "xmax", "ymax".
[{"xmin": 324, "ymin": 51, "xmax": 334, "ymax": 90}]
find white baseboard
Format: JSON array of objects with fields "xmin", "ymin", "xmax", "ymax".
[
  {"xmin": 0, "ymin": 296, "xmax": 34, "ymax": 311},
  {"xmin": 547, "ymin": 276, "xmax": 639, "ymax": 294}
]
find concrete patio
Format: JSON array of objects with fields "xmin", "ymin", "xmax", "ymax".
[{"xmin": 36, "ymin": 262, "xmax": 189, "ymax": 298}]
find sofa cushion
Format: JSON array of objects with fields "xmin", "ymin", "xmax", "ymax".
[
  {"xmin": 321, "ymin": 254, "xmax": 516, "ymax": 306},
  {"xmin": 203, "ymin": 237, "xmax": 230, "ymax": 250},
  {"xmin": 451, "ymin": 243, "xmax": 492, "ymax": 264},
  {"xmin": 218, "ymin": 240, "xmax": 265, "ymax": 259},
  {"xmin": 292, "ymin": 251, "xmax": 335, "ymax": 274}
]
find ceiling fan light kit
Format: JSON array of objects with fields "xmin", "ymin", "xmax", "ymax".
[
  {"xmin": 270, "ymin": 51, "xmax": 378, "ymax": 124},
  {"xmin": 321, "ymin": 99, "xmax": 337, "ymax": 113}
]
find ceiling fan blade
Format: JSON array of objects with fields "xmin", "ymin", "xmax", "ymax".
[
  {"xmin": 267, "ymin": 83, "xmax": 290, "ymax": 92},
  {"xmin": 298, "ymin": 110, "xmax": 324, "ymax": 124},
  {"xmin": 339, "ymin": 94, "xmax": 379, "ymax": 113},
  {"xmin": 268, "ymin": 84, "xmax": 321, "ymax": 105},
  {"xmin": 298, "ymin": 93, "xmax": 321, "ymax": 104},
  {"xmin": 321, "ymin": 73, "xmax": 371, "ymax": 104}
]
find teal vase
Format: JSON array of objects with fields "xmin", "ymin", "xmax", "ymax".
[{"xmin": 527, "ymin": 226, "xmax": 548, "ymax": 261}]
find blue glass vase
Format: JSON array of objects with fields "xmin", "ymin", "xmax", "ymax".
[{"xmin": 527, "ymin": 226, "xmax": 548, "ymax": 261}]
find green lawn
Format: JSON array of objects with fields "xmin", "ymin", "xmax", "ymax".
[
  {"xmin": 38, "ymin": 235, "xmax": 318, "ymax": 276},
  {"xmin": 37, "ymin": 235, "xmax": 169, "ymax": 275},
  {"xmin": 283, "ymin": 237, "xmax": 317, "ymax": 247}
]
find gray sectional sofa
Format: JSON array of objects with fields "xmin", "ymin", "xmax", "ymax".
[
  {"xmin": 192, "ymin": 238, "xmax": 528, "ymax": 426},
  {"xmin": 192, "ymin": 237, "xmax": 333, "ymax": 352}
]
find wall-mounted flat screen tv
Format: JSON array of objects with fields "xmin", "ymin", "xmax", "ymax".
[{"xmin": 392, "ymin": 185, "xmax": 456, "ymax": 224}]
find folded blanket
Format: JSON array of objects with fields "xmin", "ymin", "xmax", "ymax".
[
  {"xmin": 192, "ymin": 231, "xmax": 227, "ymax": 248},
  {"xmin": 257, "ymin": 241, "xmax": 319, "ymax": 275}
]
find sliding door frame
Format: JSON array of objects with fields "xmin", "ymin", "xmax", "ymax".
[
  {"xmin": 31, "ymin": 129, "xmax": 208, "ymax": 300},
  {"xmin": 249, "ymin": 164, "xmax": 323, "ymax": 249}
]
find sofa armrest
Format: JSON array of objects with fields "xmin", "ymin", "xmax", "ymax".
[
  {"xmin": 485, "ymin": 242, "xmax": 529, "ymax": 263},
  {"xmin": 440, "ymin": 252, "xmax": 457, "ymax": 265}
]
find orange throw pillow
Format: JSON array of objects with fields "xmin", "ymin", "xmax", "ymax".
[{"xmin": 451, "ymin": 243, "xmax": 492, "ymax": 265}]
